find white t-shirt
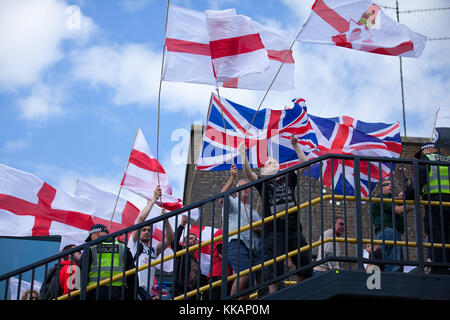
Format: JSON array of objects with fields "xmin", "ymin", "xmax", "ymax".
[
  {"xmin": 314, "ymin": 228, "xmax": 341, "ymax": 272},
  {"xmin": 224, "ymin": 196, "xmax": 261, "ymax": 250},
  {"xmin": 128, "ymin": 238, "xmax": 156, "ymax": 290}
]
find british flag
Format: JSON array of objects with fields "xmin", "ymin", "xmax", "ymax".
[
  {"xmin": 197, "ymin": 94, "xmax": 318, "ymax": 171},
  {"xmin": 303, "ymin": 99, "xmax": 402, "ymax": 196}
]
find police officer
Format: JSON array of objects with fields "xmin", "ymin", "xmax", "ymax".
[
  {"xmin": 79, "ymin": 224, "xmax": 136, "ymax": 299},
  {"xmin": 407, "ymin": 142, "xmax": 450, "ymax": 274}
]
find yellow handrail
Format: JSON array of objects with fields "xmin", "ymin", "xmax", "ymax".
[
  {"xmin": 58, "ymin": 195, "xmax": 450, "ymax": 300},
  {"xmin": 174, "ymin": 236, "xmax": 450, "ymax": 300}
]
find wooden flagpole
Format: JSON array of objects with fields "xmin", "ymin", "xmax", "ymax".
[{"xmin": 109, "ymin": 126, "xmax": 140, "ymax": 229}]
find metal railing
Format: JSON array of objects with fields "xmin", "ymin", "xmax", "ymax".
[{"xmin": 1, "ymin": 154, "xmax": 449, "ymax": 300}]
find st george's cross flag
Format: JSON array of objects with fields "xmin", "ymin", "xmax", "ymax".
[
  {"xmin": 303, "ymin": 99, "xmax": 402, "ymax": 197},
  {"xmin": 196, "ymin": 94, "xmax": 317, "ymax": 171},
  {"xmin": 205, "ymin": 8, "xmax": 269, "ymax": 82},
  {"xmin": 163, "ymin": 5, "xmax": 295, "ymax": 91},
  {"xmin": 120, "ymin": 128, "xmax": 184, "ymax": 212},
  {"xmin": 0, "ymin": 163, "xmax": 95, "ymax": 238},
  {"xmin": 56, "ymin": 180, "xmax": 143, "ymax": 247},
  {"xmin": 297, "ymin": 0, "xmax": 426, "ymax": 57}
]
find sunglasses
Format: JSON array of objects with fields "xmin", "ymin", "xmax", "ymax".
[{"xmin": 382, "ymin": 183, "xmax": 391, "ymax": 187}]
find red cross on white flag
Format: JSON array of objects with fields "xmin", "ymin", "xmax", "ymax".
[
  {"xmin": 163, "ymin": 5, "xmax": 295, "ymax": 91},
  {"xmin": 297, "ymin": 0, "xmax": 426, "ymax": 57},
  {"xmin": 0, "ymin": 163, "xmax": 95, "ymax": 238}
]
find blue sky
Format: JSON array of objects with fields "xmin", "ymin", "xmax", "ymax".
[{"xmin": 0, "ymin": 0, "xmax": 449, "ymax": 212}]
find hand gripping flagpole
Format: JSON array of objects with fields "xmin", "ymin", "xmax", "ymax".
[{"xmin": 109, "ymin": 126, "xmax": 140, "ymax": 230}]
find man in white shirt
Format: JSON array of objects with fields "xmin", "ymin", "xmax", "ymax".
[
  {"xmin": 313, "ymin": 217, "xmax": 345, "ymax": 275},
  {"xmin": 128, "ymin": 186, "xmax": 174, "ymax": 300}
]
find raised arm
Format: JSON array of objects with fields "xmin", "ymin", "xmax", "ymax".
[
  {"xmin": 218, "ymin": 164, "xmax": 238, "ymax": 206},
  {"xmin": 156, "ymin": 209, "xmax": 174, "ymax": 255},
  {"xmin": 132, "ymin": 186, "xmax": 162, "ymax": 243},
  {"xmin": 290, "ymin": 135, "xmax": 307, "ymax": 163},
  {"xmin": 238, "ymin": 142, "xmax": 258, "ymax": 181}
]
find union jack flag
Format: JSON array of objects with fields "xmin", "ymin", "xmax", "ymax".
[
  {"xmin": 303, "ymin": 99, "xmax": 402, "ymax": 196},
  {"xmin": 196, "ymin": 94, "xmax": 318, "ymax": 171}
]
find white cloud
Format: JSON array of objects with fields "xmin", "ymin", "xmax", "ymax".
[
  {"xmin": 1, "ymin": 139, "xmax": 29, "ymax": 153},
  {"xmin": 0, "ymin": 0, "xmax": 97, "ymax": 91},
  {"xmin": 17, "ymin": 84, "xmax": 64, "ymax": 121},
  {"xmin": 119, "ymin": 0, "xmax": 153, "ymax": 13},
  {"xmin": 71, "ymin": 44, "xmax": 161, "ymax": 106}
]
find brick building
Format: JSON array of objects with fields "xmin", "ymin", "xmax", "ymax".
[{"xmin": 182, "ymin": 125, "xmax": 449, "ymax": 262}]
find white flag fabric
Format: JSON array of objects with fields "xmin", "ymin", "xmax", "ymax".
[
  {"xmin": 297, "ymin": 0, "xmax": 426, "ymax": 58},
  {"xmin": 0, "ymin": 163, "xmax": 95, "ymax": 238},
  {"xmin": 9, "ymin": 278, "xmax": 42, "ymax": 300},
  {"xmin": 205, "ymin": 8, "xmax": 268, "ymax": 81},
  {"xmin": 433, "ymin": 106, "xmax": 450, "ymax": 149},
  {"xmin": 163, "ymin": 5, "xmax": 295, "ymax": 91},
  {"xmin": 57, "ymin": 181, "xmax": 143, "ymax": 248}
]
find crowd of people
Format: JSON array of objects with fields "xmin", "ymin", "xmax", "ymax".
[{"xmin": 26, "ymin": 141, "xmax": 448, "ymax": 301}]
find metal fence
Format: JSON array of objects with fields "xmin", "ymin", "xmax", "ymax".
[{"xmin": 1, "ymin": 154, "xmax": 449, "ymax": 300}]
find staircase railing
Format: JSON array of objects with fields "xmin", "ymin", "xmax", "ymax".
[{"xmin": 1, "ymin": 154, "xmax": 449, "ymax": 300}]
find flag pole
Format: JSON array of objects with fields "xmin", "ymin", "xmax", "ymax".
[
  {"xmin": 186, "ymin": 94, "xmax": 214, "ymax": 206},
  {"xmin": 215, "ymin": 86, "xmax": 235, "ymax": 165},
  {"xmin": 396, "ymin": 0, "xmax": 407, "ymax": 137},
  {"xmin": 155, "ymin": 0, "xmax": 171, "ymax": 210},
  {"xmin": 156, "ymin": 0, "xmax": 171, "ymax": 187},
  {"xmin": 246, "ymin": 27, "xmax": 301, "ymax": 132},
  {"xmin": 109, "ymin": 126, "xmax": 140, "ymax": 229}
]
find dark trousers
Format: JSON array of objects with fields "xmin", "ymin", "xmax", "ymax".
[{"xmin": 263, "ymin": 228, "xmax": 312, "ymax": 280}]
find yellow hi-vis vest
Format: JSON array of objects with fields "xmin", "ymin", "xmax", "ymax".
[
  {"xmin": 422, "ymin": 153, "xmax": 450, "ymax": 195},
  {"xmin": 88, "ymin": 240, "xmax": 125, "ymax": 287}
]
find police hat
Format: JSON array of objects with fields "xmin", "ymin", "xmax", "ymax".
[
  {"xmin": 85, "ymin": 224, "xmax": 109, "ymax": 242},
  {"xmin": 415, "ymin": 142, "xmax": 440, "ymax": 159}
]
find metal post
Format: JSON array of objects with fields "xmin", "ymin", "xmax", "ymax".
[
  {"xmin": 80, "ymin": 243, "xmax": 91, "ymax": 300},
  {"xmin": 396, "ymin": 0, "xmax": 407, "ymax": 136},
  {"xmin": 221, "ymin": 193, "xmax": 230, "ymax": 299},
  {"xmin": 413, "ymin": 161, "xmax": 425, "ymax": 272},
  {"xmin": 353, "ymin": 158, "xmax": 364, "ymax": 271}
]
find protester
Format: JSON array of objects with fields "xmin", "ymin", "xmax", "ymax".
[
  {"xmin": 172, "ymin": 215, "xmax": 208, "ymax": 299},
  {"xmin": 313, "ymin": 217, "xmax": 345, "ymax": 275},
  {"xmin": 40, "ymin": 244, "xmax": 81, "ymax": 300},
  {"xmin": 129, "ymin": 186, "xmax": 174, "ymax": 300},
  {"xmin": 208, "ymin": 241, "xmax": 233, "ymax": 300},
  {"xmin": 78, "ymin": 224, "xmax": 136, "ymax": 300},
  {"xmin": 59, "ymin": 245, "xmax": 82, "ymax": 296},
  {"xmin": 21, "ymin": 289, "xmax": 40, "ymax": 300},
  {"xmin": 239, "ymin": 135, "xmax": 312, "ymax": 294},
  {"xmin": 370, "ymin": 180, "xmax": 409, "ymax": 272},
  {"xmin": 405, "ymin": 142, "xmax": 450, "ymax": 274},
  {"xmin": 219, "ymin": 164, "xmax": 264, "ymax": 299}
]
